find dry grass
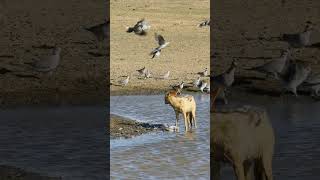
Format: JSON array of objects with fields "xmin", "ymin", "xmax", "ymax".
[{"xmin": 110, "ymin": 0, "xmax": 210, "ymax": 95}]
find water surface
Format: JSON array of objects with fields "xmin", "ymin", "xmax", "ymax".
[
  {"xmin": 0, "ymin": 106, "xmax": 107, "ymax": 179},
  {"xmin": 110, "ymin": 94, "xmax": 210, "ymax": 179}
]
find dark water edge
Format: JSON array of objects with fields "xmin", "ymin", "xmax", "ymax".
[{"xmin": 0, "ymin": 165, "xmax": 60, "ymax": 180}]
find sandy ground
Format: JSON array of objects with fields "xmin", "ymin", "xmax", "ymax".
[
  {"xmin": 110, "ymin": 114, "xmax": 165, "ymax": 139},
  {"xmin": 212, "ymin": 0, "xmax": 320, "ymax": 99},
  {"xmin": 0, "ymin": 0, "xmax": 108, "ymax": 107},
  {"xmin": 110, "ymin": 0, "xmax": 210, "ymax": 95},
  {"xmin": 0, "ymin": 165, "xmax": 59, "ymax": 180}
]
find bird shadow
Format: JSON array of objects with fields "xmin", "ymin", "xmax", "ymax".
[
  {"xmin": 88, "ymin": 51, "xmax": 108, "ymax": 57},
  {"xmin": 0, "ymin": 55, "xmax": 14, "ymax": 58},
  {"xmin": 234, "ymin": 56, "xmax": 274, "ymax": 60},
  {"xmin": 153, "ymin": 77, "xmax": 165, "ymax": 80},
  {"xmin": 111, "ymin": 83, "xmax": 123, "ymax": 87},
  {"xmin": 72, "ymin": 41, "xmax": 91, "ymax": 45},
  {"xmin": 233, "ymin": 76, "xmax": 264, "ymax": 86},
  {"xmin": 32, "ymin": 44, "xmax": 55, "ymax": 49},
  {"xmin": 0, "ymin": 68, "xmax": 12, "ymax": 74},
  {"xmin": 14, "ymin": 74, "xmax": 40, "ymax": 79},
  {"xmin": 306, "ymin": 43, "xmax": 320, "ymax": 49},
  {"xmin": 137, "ymin": 77, "xmax": 152, "ymax": 80}
]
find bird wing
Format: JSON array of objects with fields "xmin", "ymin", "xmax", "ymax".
[
  {"xmin": 150, "ymin": 48, "xmax": 157, "ymax": 55},
  {"xmin": 261, "ymin": 59, "xmax": 285, "ymax": 72},
  {"xmin": 285, "ymin": 63, "xmax": 297, "ymax": 82},
  {"xmin": 137, "ymin": 18, "xmax": 145, "ymax": 25},
  {"xmin": 305, "ymin": 73, "xmax": 320, "ymax": 83},
  {"xmin": 34, "ymin": 55, "xmax": 59, "ymax": 71},
  {"xmin": 155, "ymin": 33, "xmax": 166, "ymax": 45}
]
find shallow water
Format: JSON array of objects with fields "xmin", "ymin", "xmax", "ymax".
[
  {"xmin": 110, "ymin": 94, "xmax": 210, "ymax": 179},
  {"xmin": 0, "ymin": 106, "xmax": 107, "ymax": 179},
  {"xmin": 218, "ymin": 99, "xmax": 320, "ymax": 180}
]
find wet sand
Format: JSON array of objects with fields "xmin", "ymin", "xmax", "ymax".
[
  {"xmin": 212, "ymin": 0, "xmax": 320, "ymax": 98},
  {"xmin": 0, "ymin": 0, "xmax": 108, "ymax": 107},
  {"xmin": 110, "ymin": 114, "xmax": 164, "ymax": 139},
  {"xmin": 110, "ymin": 0, "xmax": 210, "ymax": 96},
  {"xmin": 0, "ymin": 165, "xmax": 59, "ymax": 180}
]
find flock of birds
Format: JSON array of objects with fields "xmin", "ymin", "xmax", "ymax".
[
  {"xmin": 115, "ymin": 18, "xmax": 211, "ymax": 93},
  {"xmin": 3, "ymin": 19, "xmax": 110, "ymax": 75},
  {"xmin": 212, "ymin": 21, "xmax": 320, "ymax": 104}
]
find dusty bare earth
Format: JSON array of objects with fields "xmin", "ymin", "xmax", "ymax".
[
  {"xmin": 0, "ymin": 165, "xmax": 59, "ymax": 180},
  {"xmin": 0, "ymin": 0, "xmax": 108, "ymax": 107},
  {"xmin": 110, "ymin": 114, "xmax": 165, "ymax": 139},
  {"xmin": 212, "ymin": 0, "xmax": 320, "ymax": 101},
  {"xmin": 110, "ymin": 0, "xmax": 210, "ymax": 95}
]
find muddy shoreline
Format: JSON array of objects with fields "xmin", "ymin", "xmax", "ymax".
[
  {"xmin": 0, "ymin": 165, "xmax": 59, "ymax": 180},
  {"xmin": 110, "ymin": 88, "xmax": 166, "ymax": 96},
  {"xmin": 110, "ymin": 86, "xmax": 204, "ymax": 96},
  {"xmin": 110, "ymin": 114, "xmax": 165, "ymax": 139},
  {"xmin": 0, "ymin": 90, "xmax": 107, "ymax": 108}
]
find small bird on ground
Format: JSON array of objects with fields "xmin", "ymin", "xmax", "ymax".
[
  {"xmin": 212, "ymin": 59, "xmax": 237, "ymax": 104},
  {"xmin": 199, "ymin": 80, "xmax": 209, "ymax": 92},
  {"xmin": 278, "ymin": 61, "xmax": 311, "ymax": 96},
  {"xmin": 29, "ymin": 47, "xmax": 61, "ymax": 73},
  {"xmin": 144, "ymin": 69, "xmax": 152, "ymax": 79},
  {"xmin": 193, "ymin": 77, "xmax": 201, "ymax": 87},
  {"xmin": 162, "ymin": 71, "xmax": 170, "ymax": 79},
  {"xmin": 126, "ymin": 18, "xmax": 151, "ymax": 36},
  {"xmin": 198, "ymin": 19, "xmax": 210, "ymax": 27},
  {"xmin": 281, "ymin": 22, "xmax": 313, "ymax": 48},
  {"xmin": 245, "ymin": 49, "xmax": 290, "ymax": 79},
  {"xmin": 163, "ymin": 123, "xmax": 179, "ymax": 132},
  {"xmin": 83, "ymin": 19, "xmax": 109, "ymax": 41},
  {"xmin": 197, "ymin": 68, "xmax": 208, "ymax": 77},
  {"xmin": 150, "ymin": 33, "xmax": 170, "ymax": 59},
  {"xmin": 303, "ymin": 73, "xmax": 320, "ymax": 97},
  {"xmin": 212, "ymin": 59, "xmax": 237, "ymax": 88},
  {"xmin": 171, "ymin": 81, "xmax": 184, "ymax": 90},
  {"xmin": 136, "ymin": 66, "xmax": 147, "ymax": 76},
  {"xmin": 204, "ymin": 86, "xmax": 210, "ymax": 93},
  {"xmin": 118, "ymin": 76, "xmax": 130, "ymax": 86}
]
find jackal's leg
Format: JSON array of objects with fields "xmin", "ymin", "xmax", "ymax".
[
  {"xmin": 193, "ymin": 112, "xmax": 197, "ymax": 128},
  {"xmin": 183, "ymin": 113, "xmax": 189, "ymax": 131},
  {"xmin": 175, "ymin": 111, "xmax": 179, "ymax": 127}
]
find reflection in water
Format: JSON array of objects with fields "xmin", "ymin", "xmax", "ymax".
[
  {"xmin": 184, "ymin": 131, "xmax": 197, "ymax": 141},
  {"xmin": 220, "ymin": 100, "xmax": 320, "ymax": 180},
  {"xmin": 110, "ymin": 94, "xmax": 210, "ymax": 179},
  {"xmin": 0, "ymin": 106, "xmax": 107, "ymax": 179}
]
